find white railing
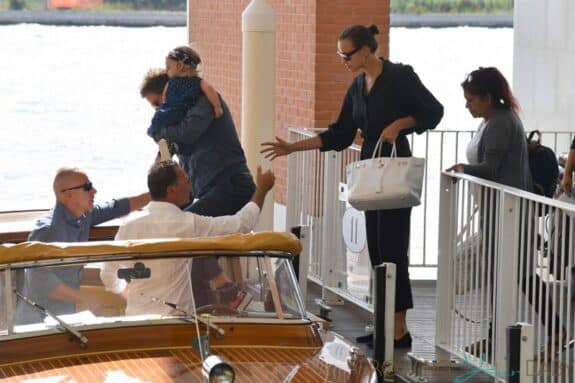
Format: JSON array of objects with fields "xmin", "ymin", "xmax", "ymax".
[
  {"xmin": 285, "ymin": 127, "xmax": 574, "ymax": 309},
  {"xmin": 436, "ymin": 172, "xmax": 574, "ymax": 382}
]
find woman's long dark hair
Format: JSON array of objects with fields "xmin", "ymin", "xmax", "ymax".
[
  {"xmin": 339, "ymin": 24, "xmax": 379, "ymax": 52},
  {"xmin": 461, "ymin": 67, "xmax": 519, "ymax": 112}
]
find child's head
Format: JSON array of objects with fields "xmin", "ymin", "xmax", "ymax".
[
  {"xmin": 165, "ymin": 46, "xmax": 201, "ymax": 78},
  {"xmin": 140, "ymin": 68, "xmax": 169, "ymax": 108}
]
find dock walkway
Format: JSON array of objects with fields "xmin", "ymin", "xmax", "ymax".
[{"xmin": 306, "ymin": 281, "xmax": 494, "ymax": 382}]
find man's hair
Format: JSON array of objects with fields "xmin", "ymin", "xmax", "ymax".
[
  {"xmin": 53, "ymin": 167, "xmax": 81, "ymax": 194},
  {"xmin": 140, "ymin": 68, "xmax": 169, "ymax": 98},
  {"xmin": 148, "ymin": 160, "xmax": 179, "ymax": 200}
]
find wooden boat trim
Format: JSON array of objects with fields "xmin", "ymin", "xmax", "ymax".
[
  {"xmin": 0, "ymin": 209, "xmax": 119, "ymax": 243},
  {"xmin": 0, "ymin": 346, "xmax": 369, "ymax": 382},
  {"xmin": 2, "ymin": 317, "xmax": 312, "ymax": 342},
  {"xmin": 0, "ymin": 343, "xmax": 324, "ymax": 369},
  {"xmin": 0, "ymin": 322, "xmax": 323, "ymax": 364}
]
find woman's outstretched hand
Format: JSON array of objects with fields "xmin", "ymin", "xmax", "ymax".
[{"xmin": 261, "ymin": 137, "xmax": 291, "ymax": 161}]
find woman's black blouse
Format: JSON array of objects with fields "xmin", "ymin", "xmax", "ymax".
[{"xmin": 319, "ymin": 59, "xmax": 443, "ymax": 160}]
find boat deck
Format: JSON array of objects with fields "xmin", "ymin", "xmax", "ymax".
[{"xmin": 306, "ymin": 281, "xmax": 494, "ymax": 383}]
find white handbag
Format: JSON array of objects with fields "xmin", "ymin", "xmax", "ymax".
[{"xmin": 346, "ymin": 139, "xmax": 425, "ymax": 211}]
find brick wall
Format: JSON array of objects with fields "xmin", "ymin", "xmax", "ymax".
[{"xmin": 189, "ymin": 0, "xmax": 389, "ymax": 204}]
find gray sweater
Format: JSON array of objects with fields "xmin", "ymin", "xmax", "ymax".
[{"xmin": 463, "ymin": 108, "xmax": 533, "ymax": 192}]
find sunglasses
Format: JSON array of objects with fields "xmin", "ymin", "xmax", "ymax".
[
  {"xmin": 336, "ymin": 46, "xmax": 362, "ymax": 61},
  {"xmin": 61, "ymin": 181, "xmax": 94, "ymax": 193}
]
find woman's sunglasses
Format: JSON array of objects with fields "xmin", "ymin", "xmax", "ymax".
[
  {"xmin": 61, "ymin": 182, "xmax": 94, "ymax": 193},
  {"xmin": 336, "ymin": 46, "xmax": 362, "ymax": 61}
]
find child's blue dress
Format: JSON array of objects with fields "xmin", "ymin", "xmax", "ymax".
[{"xmin": 147, "ymin": 76, "xmax": 201, "ymax": 155}]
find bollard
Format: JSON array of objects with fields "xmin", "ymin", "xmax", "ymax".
[
  {"xmin": 290, "ymin": 226, "xmax": 301, "ymax": 280},
  {"xmin": 373, "ymin": 263, "xmax": 396, "ymax": 382},
  {"xmin": 506, "ymin": 323, "xmax": 533, "ymax": 383}
]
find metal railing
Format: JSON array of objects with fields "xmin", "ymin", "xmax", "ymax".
[
  {"xmin": 285, "ymin": 127, "xmax": 574, "ymax": 310},
  {"xmin": 437, "ymin": 171, "xmax": 574, "ymax": 382}
]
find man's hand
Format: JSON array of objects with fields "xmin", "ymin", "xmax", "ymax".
[
  {"xmin": 77, "ymin": 295, "xmax": 103, "ymax": 315},
  {"xmin": 49, "ymin": 283, "xmax": 102, "ymax": 314},
  {"xmin": 256, "ymin": 166, "xmax": 275, "ymax": 192},
  {"xmin": 251, "ymin": 166, "xmax": 275, "ymax": 209}
]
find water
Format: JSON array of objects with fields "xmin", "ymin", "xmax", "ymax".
[{"xmin": 0, "ymin": 24, "xmax": 513, "ymax": 211}]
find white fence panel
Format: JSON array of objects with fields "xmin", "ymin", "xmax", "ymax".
[{"xmin": 437, "ymin": 172, "xmax": 575, "ymax": 382}]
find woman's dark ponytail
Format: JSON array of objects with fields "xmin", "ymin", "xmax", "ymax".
[{"xmin": 339, "ymin": 24, "xmax": 379, "ymax": 53}]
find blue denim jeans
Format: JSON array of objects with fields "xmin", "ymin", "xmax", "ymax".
[{"xmin": 186, "ymin": 170, "xmax": 255, "ymax": 217}]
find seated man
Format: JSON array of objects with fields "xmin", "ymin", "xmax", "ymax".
[
  {"xmin": 100, "ymin": 160, "xmax": 274, "ymax": 316},
  {"xmin": 15, "ymin": 168, "xmax": 150, "ymax": 325}
]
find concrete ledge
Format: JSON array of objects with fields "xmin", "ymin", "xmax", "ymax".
[
  {"xmin": 0, "ymin": 10, "xmax": 186, "ymax": 27},
  {"xmin": 0, "ymin": 10, "xmax": 512, "ymax": 28}
]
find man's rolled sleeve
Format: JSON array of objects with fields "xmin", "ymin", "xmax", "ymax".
[
  {"xmin": 92, "ymin": 198, "xmax": 131, "ymax": 226},
  {"xmin": 100, "ymin": 262, "xmax": 127, "ymax": 294},
  {"xmin": 235, "ymin": 202, "xmax": 260, "ymax": 233},
  {"xmin": 192, "ymin": 201, "xmax": 260, "ymax": 236}
]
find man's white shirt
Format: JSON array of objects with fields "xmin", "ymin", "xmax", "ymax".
[{"xmin": 100, "ymin": 200, "xmax": 259, "ymax": 316}]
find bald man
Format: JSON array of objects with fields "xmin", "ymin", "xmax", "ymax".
[{"xmin": 15, "ymin": 168, "xmax": 149, "ymax": 325}]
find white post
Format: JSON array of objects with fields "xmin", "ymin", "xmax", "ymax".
[
  {"xmin": 436, "ymin": 173, "xmax": 456, "ymax": 350},
  {"xmin": 241, "ymin": 0, "xmax": 276, "ymax": 231},
  {"xmin": 285, "ymin": 130, "xmax": 299, "ymax": 231},
  {"xmin": 297, "ymin": 225, "xmax": 310, "ymax": 307},
  {"xmin": 4, "ymin": 267, "xmax": 14, "ymax": 335},
  {"xmin": 320, "ymin": 151, "xmax": 343, "ymax": 304},
  {"xmin": 494, "ymin": 192, "xmax": 520, "ymax": 376},
  {"xmin": 519, "ymin": 323, "xmax": 534, "ymax": 383},
  {"xmin": 383, "ymin": 263, "xmax": 396, "ymax": 373}
]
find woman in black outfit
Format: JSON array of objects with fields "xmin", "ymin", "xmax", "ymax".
[{"xmin": 261, "ymin": 24, "xmax": 443, "ymax": 347}]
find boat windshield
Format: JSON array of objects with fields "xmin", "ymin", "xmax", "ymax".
[{"xmin": 0, "ymin": 253, "xmax": 306, "ymax": 336}]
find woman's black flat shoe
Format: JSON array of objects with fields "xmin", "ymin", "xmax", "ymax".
[
  {"xmin": 356, "ymin": 333, "xmax": 374, "ymax": 344},
  {"xmin": 394, "ymin": 332, "xmax": 412, "ymax": 348}
]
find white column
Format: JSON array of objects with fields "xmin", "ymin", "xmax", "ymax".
[
  {"xmin": 513, "ymin": 0, "xmax": 575, "ymax": 144},
  {"xmin": 242, "ymin": 0, "xmax": 276, "ymax": 231}
]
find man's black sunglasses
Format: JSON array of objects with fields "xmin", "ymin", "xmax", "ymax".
[
  {"xmin": 61, "ymin": 182, "xmax": 93, "ymax": 193},
  {"xmin": 336, "ymin": 46, "xmax": 362, "ymax": 61}
]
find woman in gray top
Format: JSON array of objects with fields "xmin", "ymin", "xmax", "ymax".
[
  {"xmin": 449, "ymin": 67, "xmax": 565, "ymax": 357},
  {"xmin": 448, "ymin": 66, "xmax": 532, "ymax": 192}
]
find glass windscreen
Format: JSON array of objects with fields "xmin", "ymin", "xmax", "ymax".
[{"xmin": 0, "ymin": 254, "xmax": 305, "ymax": 334}]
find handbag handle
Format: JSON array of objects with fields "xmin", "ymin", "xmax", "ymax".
[
  {"xmin": 371, "ymin": 139, "xmax": 396, "ymax": 159},
  {"xmin": 371, "ymin": 139, "xmax": 397, "ymax": 194}
]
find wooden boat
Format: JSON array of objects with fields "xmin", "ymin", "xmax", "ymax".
[{"xmin": 0, "ymin": 230, "xmax": 377, "ymax": 382}]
